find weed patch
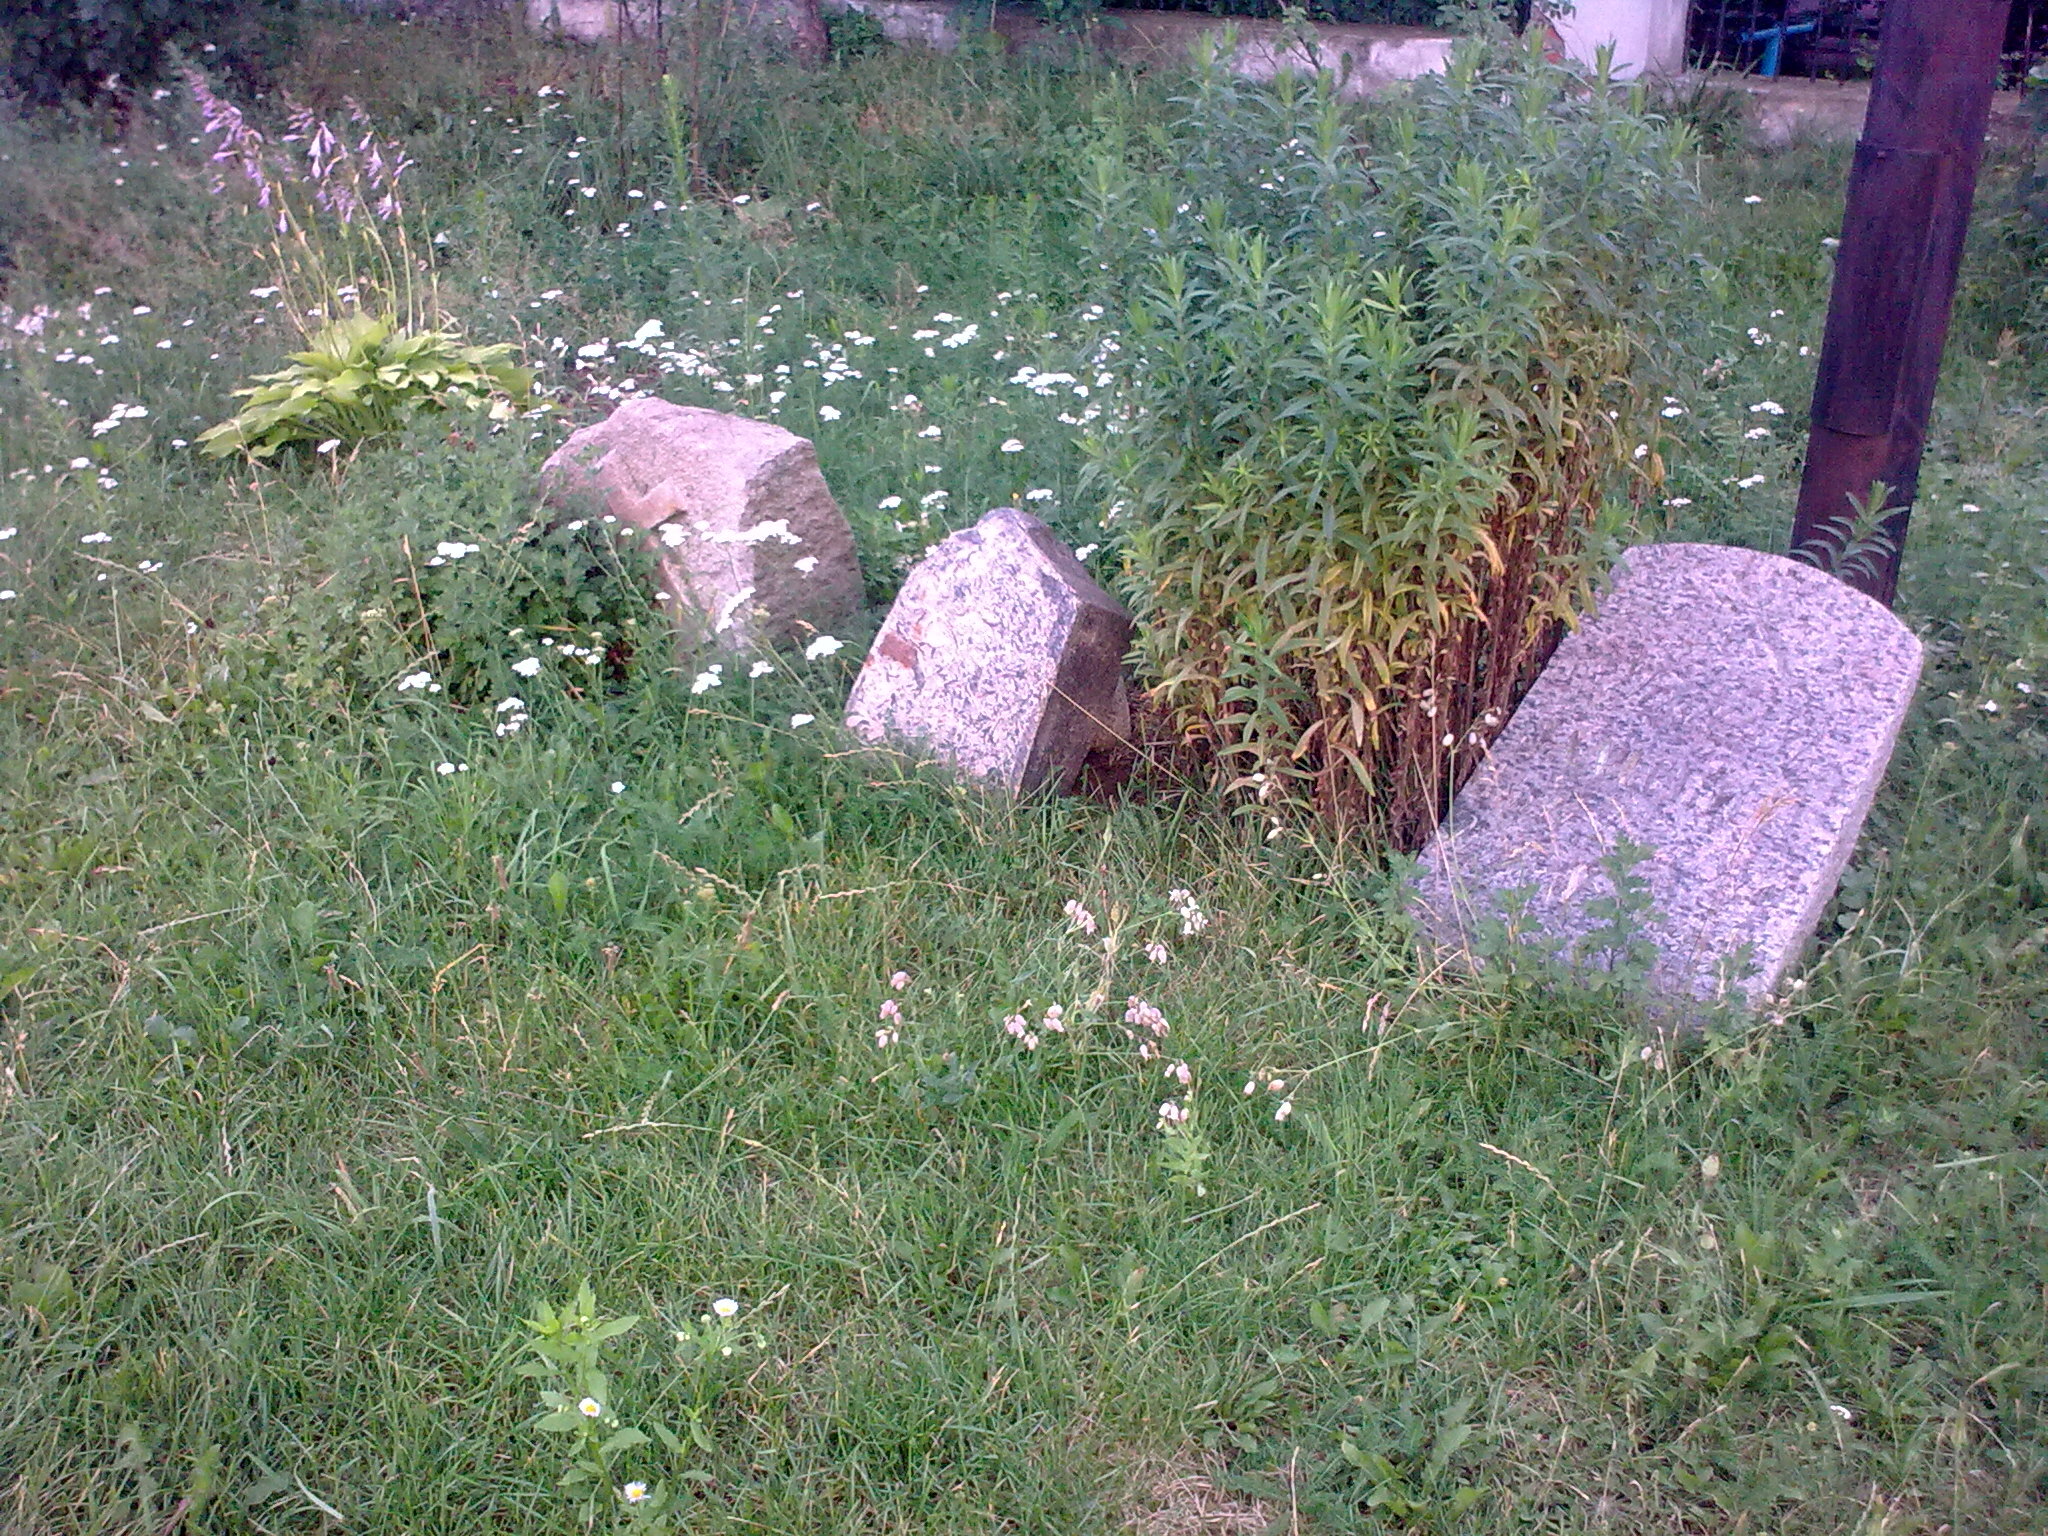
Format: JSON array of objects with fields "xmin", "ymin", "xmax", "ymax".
[{"xmin": 0, "ymin": 13, "xmax": 2043, "ymax": 1534}]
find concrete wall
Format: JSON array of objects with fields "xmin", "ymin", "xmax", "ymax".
[
  {"xmin": 523, "ymin": 0, "xmax": 1453, "ymax": 92},
  {"xmin": 1094, "ymin": 10, "xmax": 1455, "ymax": 98},
  {"xmin": 1550, "ymin": 0, "xmax": 1688, "ymax": 79},
  {"xmin": 524, "ymin": 0, "xmax": 820, "ymax": 50},
  {"xmin": 523, "ymin": 0, "xmax": 651, "ymax": 42},
  {"xmin": 523, "ymin": 0, "xmax": 1678, "ymax": 89},
  {"xmin": 821, "ymin": 0, "xmax": 1454, "ymax": 96}
]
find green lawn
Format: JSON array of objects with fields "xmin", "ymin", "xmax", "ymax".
[{"xmin": 1, "ymin": 13, "xmax": 2044, "ymax": 1533}]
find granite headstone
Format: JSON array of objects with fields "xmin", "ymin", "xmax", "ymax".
[
  {"xmin": 539, "ymin": 398, "xmax": 861, "ymax": 653},
  {"xmin": 844, "ymin": 507, "xmax": 1132, "ymax": 796},
  {"xmin": 1410, "ymin": 542, "xmax": 1923, "ymax": 1014}
]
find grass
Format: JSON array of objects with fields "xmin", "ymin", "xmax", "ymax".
[{"xmin": 2, "ymin": 11, "xmax": 2046, "ymax": 1533}]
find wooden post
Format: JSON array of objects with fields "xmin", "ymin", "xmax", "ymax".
[{"xmin": 1790, "ymin": 0, "xmax": 2011, "ymax": 606}]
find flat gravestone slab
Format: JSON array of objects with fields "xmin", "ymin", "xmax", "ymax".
[
  {"xmin": 844, "ymin": 507, "xmax": 1132, "ymax": 796},
  {"xmin": 540, "ymin": 398, "xmax": 861, "ymax": 653},
  {"xmin": 1411, "ymin": 542, "xmax": 1922, "ymax": 1013}
]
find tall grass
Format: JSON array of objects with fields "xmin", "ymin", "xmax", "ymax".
[{"xmin": 0, "ymin": 11, "xmax": 2044, "ymax": 1533}]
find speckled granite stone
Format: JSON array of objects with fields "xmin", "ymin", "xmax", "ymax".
[
  {"xmin": 844, "ymin": 508, "xmax": 1132, "ymax": 796},
  {"xmin": 540, "ymin": 399, "xmax": 861, "ymax": 652},
  {"xmin": 1411, "ymin": 543, "xmax": 1923, "ymax": 1013}
]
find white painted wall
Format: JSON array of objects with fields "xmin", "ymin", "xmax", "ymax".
[
  {"xmin": 523, "ymin": 0, "xmax": 1675, "ymax": 83},
  {"xmin": 523, "ymin": 0, "xmax": 654, "ymax": 42},
  {"xmin": 1551, "ymin": 0, "xmax": 1688, "ymax": 79}
]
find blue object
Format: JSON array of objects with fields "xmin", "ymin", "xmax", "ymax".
[{"xmin": 1739, "ymin": 18, "xmax": 1819, "ymax": 77}]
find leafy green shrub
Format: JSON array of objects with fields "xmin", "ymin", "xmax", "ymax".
[
  {"xmin": 0, "ymin": 0, "xmax": 298, "ymax": 113},
  {"xmin": 220, "ymin": 427, "xmax": 660, "ymax": 709},
  {"xmin": 1034, "ymin": 0, "xmax": 1104, "ymax": 35},
  {"xmin": 1083, "ymin": 35, "xmax": 1700, "ymax": 847},
  {"xmin": 822, "ymin": 5, "xmax": 890, "ymax": 60},
  {"xmin": 197, "ymin": 314, "xmax": 536, "ymax": 460}
]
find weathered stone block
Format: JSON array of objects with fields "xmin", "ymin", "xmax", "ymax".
[
  {"xmin": 844, "ymin": 507, "xmax": 1132, "ymax": 796},
  {"xmin": 1410, "ymin": 542, "xmax": 1923, "ymax": 1013},
  {"xmin": 539, "ymin": 398, "xmax": 861, "ymax": 652}
]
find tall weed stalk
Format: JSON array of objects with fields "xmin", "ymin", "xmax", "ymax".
[
  {"xmin": 659, "ymin": 0, "xmax": 768, "ymax": 196},
  {"xmin": 1083, "ymin": 34, "xmax": 1701, "ymax": 848}
]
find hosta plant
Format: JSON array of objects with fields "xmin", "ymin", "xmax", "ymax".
[
  {"xmin": 1082, "ymin": 33, "xmax": 1701, "ymax": 848},
  {"xmin": 197, "ymin": 314, "xmax": 536, "ymax": 459}
]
